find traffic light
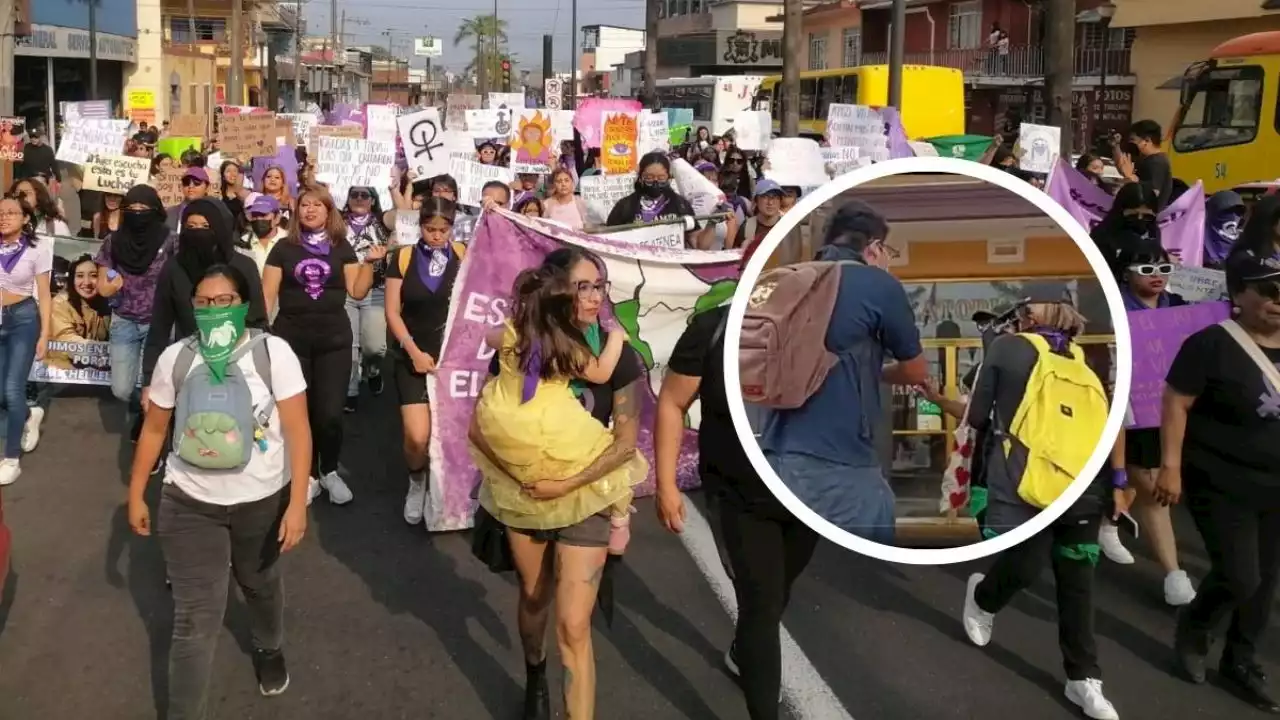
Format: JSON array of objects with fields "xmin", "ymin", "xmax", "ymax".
[{"xmin": 501, "ymin": 60, "xmax": 512, "ymax": 92}]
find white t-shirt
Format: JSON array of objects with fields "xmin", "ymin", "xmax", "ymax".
[{"xmin": 150, "ymin": 335, "xmax": 307, "ymax": 505}]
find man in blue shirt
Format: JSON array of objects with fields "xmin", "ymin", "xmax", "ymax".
[{"xmin": 758, "ymin": 201, "xmax": 926, "ymax": 544}]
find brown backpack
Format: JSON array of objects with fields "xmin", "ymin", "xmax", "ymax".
[{"xmin": 739, "ymin": 260, "xmax": 857, "ymax": 409}]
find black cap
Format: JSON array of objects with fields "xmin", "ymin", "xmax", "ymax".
[{"xmin": 1227, "ymin": 251, "xmax": 1280, "ymax": 284}]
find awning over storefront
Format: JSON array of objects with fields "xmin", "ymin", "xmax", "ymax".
[
  {"xmin": 827, "ymin": 177, "xmax": 1050, "ymax": 222},
  {"xmin": 15, "ymin": 24, "xmax": 137, "ymax": 63}
]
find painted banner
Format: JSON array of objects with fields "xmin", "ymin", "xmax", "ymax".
[
  {"xmin": 509, "ymin": 109, "xmax": 556, "ymax": 174},
  {"xmin": 601, "ymin": 113, "xmax": 638, "ymax": 175},
  {"xmin": 575, "ymin": 98, "xmax": 643, "ymax": 149},
  {"xmin": 0, "ymin": 117, "xmax": 24, "ymax": 161},
  {"xmin": 1127, "ymin": 302, "xmax": 1231, "ymax": 429},
  {"xmin": 424, "ymin": 210, "xmax": 742, "ymax": 531},
  {"xmin": 1047, "ymin": 160, "xmax": 1207, "ymax": 267}
]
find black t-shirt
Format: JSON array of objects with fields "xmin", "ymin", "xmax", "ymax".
[
  {"xmin": 487, "ymin": 339, "xmax": 644, "ymax": 424},
  {"xmin": 1166, "ymin": 324, "xmax": 1280, "ymax": 505},
  {"xmin": 266, "ymin": 240, "xmax": 358, "ymax": 318},
  {"xmin": 1137, "ymin": 152, "xmax": 1174, "ymax": 210},
  {"xmin": 387, "ymin": 245, "xmax": 461, "ymax": 360},
  {"xmin": 605, "ymin": 192, "xmax": 696, "ymax": 227}
]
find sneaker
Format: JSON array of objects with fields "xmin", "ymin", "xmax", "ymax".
[
  {"xmin": 1174, "ymin": 607, "xmax": 1207, "ymax": 684},
  {"xmin": 252, "ymin": 648, "xmax": 290, "ymax": 697},
  {"xmin": 0, "ymin": 459, "xmax": 21, "ymax": 487},
  {"xmin": 1221, "ymin": 659, "xmax": 1280, "ymax": 713},
  {"xmin": 320, "ymin": 471, "xmax": 354, "ymax": 505},
  {"xmin": 343, "ymin": 396, "xmax": 358, "ymax": 413},
  {"xmin": 1098, "ymin": 522, "xmax": 1134, "ymax": 565},
  {"xmin": 723, "ymin": 644, "xmax": 741, "ymax": 678},
  {"xmin": 307, "ymin": 477, "xmax": 322, "ymax": 506},
  {"xmin": 21, "ymin": 406, "xmax": 44, "ymax": 453},
  {"xmin": 404, "ymin": 476, "xmax": 427, "ymax": 525},
  {"xmin": 963, "ymin": 573, "xmax": 994, "ymax": 647},
  {"xmin": 1065, "ymin": 678, "xmax": 1120, "ymax": 720},
  {"xmin": 368, "ymin": 365, "xmax": 384, "ymax": 396},
  {"xmin": 1164, "ymin": 569, "xmax": 1196, "ymax": 606},
  {"xmin": 150, "ymin": 454, "xmax": 164, "ymax": 476}
]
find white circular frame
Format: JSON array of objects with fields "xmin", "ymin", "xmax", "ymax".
[{"xmin": 723, "ymin": 156, "xmax": 1133, "ymax": 565}]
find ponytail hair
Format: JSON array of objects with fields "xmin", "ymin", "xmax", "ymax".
[{"xmin": 509, "ymin": 264, "xmax": 589, "ymax": 380}]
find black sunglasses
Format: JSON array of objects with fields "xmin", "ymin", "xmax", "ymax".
[
  {"xmin": 1246, "ymin": 280, "xmax": 1280, "ymax": 301},
  {"xmin": 348, "ymin": 190, "xmax": 373, "ymax": 201},
  {"xmin": 181, "ymin": 177, "xmax": 206, "ymax": 187}
]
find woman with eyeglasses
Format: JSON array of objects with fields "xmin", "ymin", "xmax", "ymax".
[
  {"xmin": 605, "ymin": 152, "xmax": 697, "ymax": 242},
  {"xmin": 128, "ymin": 263, "xmax": 312, "ymax": 715},
  {"xmin": 341, "ymin": 185, "xmax": 393, "ymax": 413},
  {"xmin": 263, "ymin": 187, "xmax": 384, "ymax": 506},
  {"xmin": 720, "ymin": 152, "xmax": 754, "ymax": 211},
  {"xmin": 7, "ymin": 178, "xmax": 70, "ymax": 239},
  {"xmin": 477, "ymin": 142, "xmax": 499, "ymax": 166},
  {"xmin": 0, "ymin": 196, "xmax": 53, "ymax": 486}
]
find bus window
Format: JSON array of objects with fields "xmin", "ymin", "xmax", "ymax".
[
  {"xmin": 1173, "ymin": 65, "xmax": 1264, "ymax": 152},
  {"xmin": 800, "ymin": 78, "xmax": 818, "ymax": 121},
  {"xmin": 837, "ymin": 74, "xmax": 857, "ymax": 105},
  {"xmin": 817, "ymin": 77, "xmax": 839, "ymax": 120}
]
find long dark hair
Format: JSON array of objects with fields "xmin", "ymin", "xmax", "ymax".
[
  {"xmin": 509, "ymin": 263, "xmax": 590, "ymax": 380},
  {"xmin": 2, "ymin": 195, "xmax": 39, "ymax": 243},
  {"xmin": 8, "ymin": 178, "xmax": 62, "ymax": 223},
  {"xmin": 417, "ymin": 196, "xmax": 457, "ymax": 228},
  {"xmin": 1233, "ymin": 194, "xmax": 1280, "ymax": 261},
  {"xmin": 219, "ymin": 160, "xmax": 241, "ymax": 199},
  {"xmin": 65, "ymin": 253, "xmax": 110, "ymax": 318},
  {"xmin": 194, "ymin": 263, "xmax": 253, "ymax": 304},
  {"xmin": 1091, "ymin": 181, "xmax": 1159, "ymax": 271}
]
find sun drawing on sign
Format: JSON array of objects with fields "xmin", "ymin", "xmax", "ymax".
[{"xmin": 510, "ymin": 111, "xmax": 553, "ymax": 164}]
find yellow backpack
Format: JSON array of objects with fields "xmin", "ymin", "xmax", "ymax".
[
  {"xmin": 1004, "ymin": 333, "xmax": 1109, "ymax": 509},
  {"xmin": 397, "ymin": 241, "xmax": 467, "ymax": 278}
]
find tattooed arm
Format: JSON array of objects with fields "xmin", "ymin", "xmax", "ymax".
[{"xmin": 559, "ymin": 378, "xmax": 641, "ymax": 491}]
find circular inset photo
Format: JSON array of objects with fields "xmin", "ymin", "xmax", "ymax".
[{"xmin": 724, "ymin": 156, "xmax": 1133, "ymax": 565}]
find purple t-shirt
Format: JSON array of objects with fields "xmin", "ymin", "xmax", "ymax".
[{"xmin": 94, "ymin": 233, "xmax": 176, "ymax": 323}]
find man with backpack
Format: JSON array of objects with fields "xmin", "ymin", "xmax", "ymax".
[{"xmin": 741, "ymin": 200, "xmax": 926, "ymax": 544}]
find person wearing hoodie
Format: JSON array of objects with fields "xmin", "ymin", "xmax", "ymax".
[
  {"xmin": 96, "ymin": 185, "xmax": 179, "ymax": 439},
  {"xmin": 141, "ymin": 198, "xmax": 268, "ymax": 403},
  {"xmin": 1202, "ymin": 191, "xmax": 1246, "ymax": 270},
  {"xmin": 1228, "ymin": 194, "xmax": 1280, "ymax": 267},
  {"xmin": 1090, "ymin": 181, "xmax": 1161, "ymax": 274}
]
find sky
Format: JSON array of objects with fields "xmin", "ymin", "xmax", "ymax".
[{"xmin": 302, "ymin": 0, "xmax": 646, "ymax": 75}]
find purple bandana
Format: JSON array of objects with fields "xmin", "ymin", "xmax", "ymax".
[
  {"xmin": 0, "ymin": 236, "xmax": 30, "ymax": 274},
  {"xmin": 638, "ymin": 196, "xmax": 668, "ymax": 223},
  {"xmin": 521, "ymin": 343, "xmax": 543, "ymax": 404},
  {"xmin": 301, "ymin": 228, "xmax": 330, "ymax": 256},
  {"xmin": 416, "ymin": 241, "xmax": 450, "ymax": 293},
  {"xmin": 347, "ymin": 212, "xmax": 374, "ymax": 232}
]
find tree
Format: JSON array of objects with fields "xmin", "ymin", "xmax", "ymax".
[
  {"xmin": 455, "ymin": 14, "xmax": 508, "ymax": 95},
  {"xmin": 643, "ymin": 0, "xmax": 658, "ymax": 106},
  {"xmin": 780, "ymin": 0, "xmax": 802, "ymax": 136}
]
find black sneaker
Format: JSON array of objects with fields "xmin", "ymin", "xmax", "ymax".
[
  {"xmin": 1222, "ymin": 659, "xmax": 1280, "ymax": 713},
  {"xmin": 129, "ymin": 414, "xmax": 143, "ymax": 444},
  {"xmin": 522, "ymin": 659, "xmax": 550, "ymax": 720},
  {"xmin": 344, "ymin": 396, "xmax": 358, "ymax": 413},
  {"xmin": 1174, "ymin": 608, "xmax": 1207, "ymax": 684},
  {"xmin": 367, "ymin": 365, "xmax": 384, "ymax": 396},
  {"xmin": 252, "ymin": 648, "xmax": 290, "ymax": 697}
]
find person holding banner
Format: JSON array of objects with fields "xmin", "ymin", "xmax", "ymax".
[
  {"xmin": 605, "ymin": 152, "xmax": 696, "ymax": 236},
  {"xmin": 0, "ymin": 196, "xmax": 52, "ymax": 485},
  {"xmin": 341, "ymin": 186, "xmax": 393, "ymax": 412},
  {"xmin": 1162, "ymin": 253, "xmax": 1280, "ymax": 711}
]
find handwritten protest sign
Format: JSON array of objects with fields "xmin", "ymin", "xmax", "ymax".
[
  {"xmin": 394, "ymin": 211, "xmax": 420, "ymax": 246},
  {"xmin": 487, "ymin": 92, "xmax": 525, "ymax": 111},
  {"xmin": 580, "ymin": 174, "xmax": 635, "ymax": 226},
  {"xmin": 731, "ymin": 110, "xmax": 771, "ymax": 151},
  {"xmin": 509, "ymin": 109, "xmax": 556, "ymax": 174},
  {"xmin": 365, "ymin": 104, "xmax": 398, "ymax": 143},
  {"xmin": 575, "ymin": 98, "xmax": 642, "ymax": 148},
  {"xmin": 466, "ymin": 108, "xmax": 511, "ymax": 140},
  {"xmin": 551, "ymin": 111, "xmax": 575, "ymax": 144},
  {"xmin": 398, "ymin": 108, "xmax": 449, "ymax": 178},
  {"xmin": 55, "ymin": 120, "xmax": 130, "ymax": 165},
  {"xmin": 310, "ymin": 123, "xmax": 363, "ymax": 154},
  {"xmin": 0, "ymin": 117, "xmax": 24, "ymax": 161},
  {"xmin": 821, "ymin": 146, "xmax": 860, "ymax": 177},
  {"xmin": 218, "ymin": 113, "xmax": 278, "ymax": 157},
  {"xmin": 154, "ymin": 167, "xmax": 186, "ymax": 207},
  {"xmin": 1169, "ymin": 267, "xmax": 1227, "ymax": 303},
  {"xmin": 83, "ymin": 154, "xmax": 151, "ymax": 194},
  {"xmin": 168, "ymin": 114, "xmax": 207, "ymax": 137},
  {"xmin": 825, "ymin": 104, "xmax": 890, "ymax": 163},
  {"xmin": 1127, "ymin": 302, "xmax": 1231, "ymax": 428},
  {"xmin": 316, "ymin": 137, "xmax": 395, "ymax": 210},
  {"xmin": 449, "ymin": 157, "xmax": 515, "ymax": 207},
  {"xmin": 637, "ymin": 111, "xmax": 669, "ymax": 156},
  {"xmin": 1018, "ymin": 123, "xmax": 1061, "ymax": 175},
  {"xmin": 601, "ymin": 113, "xmax": 638, "ymax": 175},
  {"xmin": 446, "ymin": 94, "xmax": 481, "ymax": 131},
  {"xmin": 278, "ymin": 113, "xmax": 318, "ymax": 149}
]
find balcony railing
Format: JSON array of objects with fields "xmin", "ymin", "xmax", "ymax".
[{"xmin": 856, "ymin": 45, "xmax": 1131, "ymax": 79}]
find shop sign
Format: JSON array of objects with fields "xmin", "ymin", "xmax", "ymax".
[
  {"xmin": 717, "ymin": 31, "xmax": 783, "ymax": 67},
  {"xmin": 15, "ymin": 24, "xmax": 137, "ymax": 63}
]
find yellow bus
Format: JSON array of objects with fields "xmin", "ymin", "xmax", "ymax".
[
  {"xmin": 1169, "ymin": 31, "xmax": 1280, "ymax": 194},
  {"xmin": 757, "ymin": 65, "xmax": 965, "ymax": 140}
]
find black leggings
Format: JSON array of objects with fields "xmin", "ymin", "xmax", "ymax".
[
  {"xmin": 274, "ymin": 316, "xmax": 351, "ymax": 477},
  {"xmin": 719, "ymin": 497, "xmax": 819, "ymax": 720},
  {"xmin": 975, "ymin": 514, "xmax": 1101, "ymax": 681}
]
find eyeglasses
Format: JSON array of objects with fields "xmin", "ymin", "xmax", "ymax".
[
  {"xmin": 0, "ymin": 210, "xmax": 23, "ymax": 219},
  {"xmin": 193, "ymin": 294, "xmax": 240, "ymax": 308},
  {"xmin": 1128, "ymin": 263, "xmax": 1174, "ymax": 276},
  {"xmin": 872, "ymin": 240, "xmax": 901, "ymax": 259},
  {"xmin": 726, "ymin": 158, "xmax": 744, "ymax": 165},
  {"xmin": 575, "ymin": 280, "xmax": 610, "ymax": 298},
  {"xmin": 348, "ymin": 190, "xmax": 373, "ymax": 201}
]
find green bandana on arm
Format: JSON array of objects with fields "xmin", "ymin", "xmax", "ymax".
[
  {"xmin": 570, "ymin": 323, "xmax": 604, "ymax": 398},
  {"xmin": 193, "ymin": 304, "xmax": 250, "ymax": 383}
]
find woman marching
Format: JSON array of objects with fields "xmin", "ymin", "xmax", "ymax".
[
  {"xmin": 470, "ymin": 248, "xmax": 646, "ymax": 720},
  {"xmin": 542, "ymin": 168, "xmax": 587, "ymax": 231},
  {"xmin": 263, "ymin": 187, "xmax": 384, "ymax": 505},
  {"xmin": 0, "ymin": 195, "xmax": 52, "ymax": 485},
  {"xmin": 341, "ymin": 186, "xmax": 393, "ymax": 412},
  {"xmin": 128, "ymin": 264, "xmax": 312, "ymax": 719},
  {"xmin": 384, "ymin": 197, "xmax": 464, "ymax": 525}
]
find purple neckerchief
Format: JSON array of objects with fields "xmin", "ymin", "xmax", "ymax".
[
  {"xmin": 416, "ymin": 241, "xmax": 450, "ymax": 293},
  {"xmin": 521, "ymin": 343, "xmax": 543, "ymax": 404},
  {"xmin": 1028, "ymin": 326, "xmax": 1071, "ymax": 355},
  {"xmin": 0, "ymin": 235, "xmax": 30, "ymax": 274},
  {"xmin": 346, "ymin": 212, "xmax": 374, "ymax": 232},
  {"xmin": 301, "ymin": 229, "xmax": 331, "ymax": 256},
  {"xmin": 1121, "ymin": 287, "xmax": 1172, "ymax": 312},
  {"xmin": 638, "ymin": 196, "xmax": 669, "ymax": 223}
]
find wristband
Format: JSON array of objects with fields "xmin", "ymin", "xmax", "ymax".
[{"xmin": 1111, "ymin": 468, "xmax": 1129, "ymax": 490}]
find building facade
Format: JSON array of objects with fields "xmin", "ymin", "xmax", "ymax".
[
  {"xmin": 579, "ymin": 25, "xmax": 646, "ymax": 96},
  {"xmin": 647, "ymin": 0, "xmax": 786, "ymax": 81}
]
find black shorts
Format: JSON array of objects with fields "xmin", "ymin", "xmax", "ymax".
[
  {"xmin": 395, "ymin": 359, "xmax": 430, "ymax": 406},
  {"xmin": 508, "ymin": 512, "xmax": 610, "ymax": 548},
  {"xmin": 1125, "ymin": 428, "xmax": 1161, "ymax": 470}
]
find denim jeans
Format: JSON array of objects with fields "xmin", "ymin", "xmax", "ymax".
[
  {"xmin": 0, "ymin": 299, "xmax": 40, "ymax": 459},
  {"xmin": 108, "ymin": 314, "xmax": 148, "ymax": 408},
  {"xmin": 345, "ymin": 287, "xmax": 386, "ymax": 397},
  {"xmin": 764, "ymin": 451, "xmax": 897, "ymax": 545},
  {"xmin": 158, "ymin": 484, "xmax": 288, "ymax": 720}
]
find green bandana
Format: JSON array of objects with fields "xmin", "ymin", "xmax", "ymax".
[
  {"xmin": 570, "ymin": 323, "xmax": 604, "ymax": 398},
  {"xmin": 194, "ymin": 304, "xmax": 249, "ymax": 383}
]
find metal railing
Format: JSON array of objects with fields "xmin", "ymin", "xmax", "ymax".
[{"xmin": 857, "ymin": 45, "xmax": 1132, "ymax": 79}]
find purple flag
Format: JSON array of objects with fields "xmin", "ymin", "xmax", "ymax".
[
  {"xmin": 1126, "ymin": 302, "xmax": 1230, "ymax": 429},
  {"xmin": 881, "ymin": 106, "xmax": 914, "ymax": 160},
  {"xmin": 426, "ymin": 210, "xmax": 742, "ymax": 531}
]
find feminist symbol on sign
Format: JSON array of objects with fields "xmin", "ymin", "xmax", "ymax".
[
  {"xmin": 495, "ymin": 107, "xmax": 512, "ymax": 136},
  {"xmin": 408, "ymin": 118, "xmax": 444, "ymax": 171}
]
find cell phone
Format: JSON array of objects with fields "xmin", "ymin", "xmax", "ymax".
[{"xmin": 1116, "ymin": 510, "xmax": 1140, "ymax": 540}]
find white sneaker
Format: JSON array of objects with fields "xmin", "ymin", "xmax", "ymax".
[
  {"xmin": 404, "ymin": 476, "xmax": 427, "ymax": 525},
  {"xmin": 1098, "ymin": 522, "xmax": 1134, "ymax": 565},
  {"xmin": 1065, "ymin": 678, "xmax": 1120, "ymax": 720},
  {"xmin": 0, "ymin": 459, "xmax": 21, "ymax": 487},
  {"xmin": 307, "ymin": 477, "xmax": 322, "ymax": 506},
  {"xmin": 21, "ymin": 406, "xmax": 44, "ymax": 453},
  {"xmin": 320, "ymin": 471, "xmax": 354, "ymax": 505},
  {"xmin": 1164, "ymin": 569, "xmax": 1196, "ymax": 606},
  {"xmin": 963, "ymin": 573, "xmax": 994, "ymax": 647}
]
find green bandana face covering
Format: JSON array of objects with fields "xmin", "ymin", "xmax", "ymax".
[{"xmin": 194, "ymin": 304, "xmax": 249, "ymax": 382}]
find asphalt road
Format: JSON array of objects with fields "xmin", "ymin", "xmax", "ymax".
[{"xmin": 0, "ymin": 387, "xmax": 1274, "ymax": 720}]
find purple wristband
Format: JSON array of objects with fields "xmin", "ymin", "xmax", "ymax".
[{"xmin": 1111, "ymin": 468, "xmax": 1129, "ymax": 489}]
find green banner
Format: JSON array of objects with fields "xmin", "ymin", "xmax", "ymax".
[{"xmin": 156, "ymin": 136, "xmax": 202, "ymax": 159}]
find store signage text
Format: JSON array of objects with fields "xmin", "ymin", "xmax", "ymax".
[{"xmin": 16, "ymin": 24, "xmax": 137, "ymax": 63}]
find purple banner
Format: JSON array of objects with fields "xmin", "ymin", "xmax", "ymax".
[
  {"xmin": 1127, "ymin": 302, "xmax": 1231, "ymax": 429},
  {"xmin": 1047, "ymin": 159, "xmax": 1207, "ymax": 267},
  {"xmin": 425, "ymin": 211, "xmax": 743, "ymax": 531},
  {"xmin": 251, "ymin": 144, "xmax": 299, "ymax": 193},
  {"xmin": 881, "ymin": 106, "xmax": 914, "ymax": 160}
]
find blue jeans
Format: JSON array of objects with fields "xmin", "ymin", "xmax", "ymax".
[
  {"xmin": 108, "ymin": 314, "xmax": 148, "ymax": 408},
  {"xmin": 765, "ymin": 451, "xmax": 897, "ymax": 545},
  {"xmin": 0, "ymin": 299, "xmax": 41, "ymax": 459},
  {"xmin": 345, "ymin": 287, "xmax": 386, "ymax": 397}
]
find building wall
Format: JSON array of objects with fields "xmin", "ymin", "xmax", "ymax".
[
  {"xmin": 716, "ymin": 3, "xmax": 785, "ymax": 31},
  {"xmin": 126, "ymin": 0, "xmax": 167, "ymax": 123},
  {"xmin": 801, "ymin": 7, "xmax": 862, "ymax": 70},
  {"xmin": 162, "ymin": 51, "xmax": 219, "ymax": 118},
  {"xmin": 32, "ymin": 0, "xmax": 137, "ymax": 37}
]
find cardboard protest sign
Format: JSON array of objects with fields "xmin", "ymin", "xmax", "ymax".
[
  {"xmin": 446, "ymin": 94, "xmax": 481, "ymax": 131},
  {"xmin": 275, "ymin": 118, "xmax": 296, "ymax": 148},
  {"xmin": 601, "ymin": 113, "xmax": 638, "ymax": 175},
  {"xmin": 168, "ymin": 114, "xmax": 207, "ymax": 137},
  {"xmin": 83, "ymin": 154, "xmax": 151, "ymax": 194},
  {"xmin": 55, "ymin": 120, "xmax": 131, "ymax": 165},
  {"xmin": 153, "ymin": 167, "xmax": 186, "ymax": 207},
  {"xmin": 579, "ymin": 174, "xmax": 635, "ymax": 226},
  {"xmin": 217, "ymin": 113, "xmax": 278, "ymax": 157},
  {"xmin": 310, "ymin": 123, "xmax": 363, "ymax": 154},
  {"xmin": 509, "ymin": 110, "xmax": 556, "ymax": 174}
]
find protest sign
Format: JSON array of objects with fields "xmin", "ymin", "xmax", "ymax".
[
  {"xmin": 487, "ymin": 92, "xmax": 525, "ymax": 111},
  {"xmin": 448, "ymin": 157, "xmax": 515, "ymax": 207},
  {"xmin": 365, "ymin": 104, "xmax": 398, "ymax": 143},
  {"xmin": 63, "ymin": 100, "xmax": 113, "ymax": 123},
  {"xmin": 394, "ymin": 211, "xmax": 420, "ymax": 246},
  {"xmin": 551, "ymin": 111, "xmax": 575, "ymax": 144},
  {"xmin": 0, "ymin": 117, "xmax": 24, "ymax": 161},
  {"xmin": 665, "ymin": 108, "xmax": 694, "ymax": 146},
  {"xmin": 446, "ymin": 94, "xmax": 481, "ymax": 131},
  {"xmin": 731, "ymin": 110, "xmax": 771, "ymax": 151},
  {"xmin": 398, "ymin": 108, "xmax": 447, "ymax": 177},
  {"xmin": 310, "ymin": 123, "xmax": 363, "ymax": 154},
  {"xmin": 1169, "ymin": 266, "xmax": 1227, "ymax": 303},
  {"xmin": 1127, "ymin": 302, "xmax": 1231, "ymax": 429},
  {"xmin": 424, "ymin": 209, "xmax": 740, "ymax": 530},
  {"xmin": 153, "ymin": 167, "xmax": 186, "ymax": 207},
  {"xmin": 83, "ymin": 154, "xmax": 151, "ymax": 194},
  {"xmin": 764, "ymin": 138, "xmax": 830, "ymax": 188},
  {"xmin": 127, "ymin": 89, "xmax": 156, "ymax": 125},
  {"xmin": 168, "ymin": 114, "xmax": 207, "ymax": 137},
  {"xmin": 218, "ymin": 113, "xmax": 278, "ymax": 157},
  {"xmin": 1017, "ymin": 123, "xmax": 1061, "ymax": 175},
  {"xmin": 670, "ymin": 159, "xmax": 726, "ymax": 216},
  {"xmin": 509, "ymin": 109, "xmax": 556, "ymax": 174},
  {"xmin": 820, "ymin": 145, "xmax": 860, "ymax": 177},
  {"xmin": 579, "ymin": 173, "xmax": 635, "ymax": 226},
  {"xmin": 275, "ymin": 118, "xmax": 296, "ymax": 148},
  {"xmin": 29, "ymin": 340, "xmax": 114, "ymax": 385},
  {"xmin": 601, "ymin": 113, "xmax": 638, "ymax": 175},
  {"xmin": 252, "ymin": 144, "xmax": 300, "ymax": 194},
  {"xmin": 278, "ymin": 113, "xmax": 318, "ymax": 149},
  {"xmin": 465, "ymin": 108, "xmax": 510, "ymax": 140},
  {"xmin": 55, "ymin": 120, "xmax": 130, "ymax": 165},
  {"xmin": 575, "ymin": 98, "xmax": 643, "ymax": 148},
  {"xmin": 637, "ymin": 111, "xmax": 670, "ymax": 156},
  {"xmin": 826, "ymin": 104, "xmax": 890, "ymax": 162},
  {"xmin": 315, "ymin": 137, "xmax": 396, "ymax": 209}
]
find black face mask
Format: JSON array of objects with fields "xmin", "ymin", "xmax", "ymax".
[
  {"xmin": 122, "ymin": 209, "xmax": 156, "ymax": 234},
  {"xmin": 180, "ymin": 227, "xmax": 218, "ymax": 252},
  {"xmin": 1124, "ymin": 214, "xmax": 1157, "ymax": 239},
  {"xmin": 638, "ymin": 180, "xmax": 669, "ymax": 198},
  {"xmin": 250, "ymin": 219, "xmax": 274, "ymax": 237}
]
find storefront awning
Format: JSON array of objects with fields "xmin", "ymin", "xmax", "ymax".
[{"xmin": 827, "ymin": 177, "xmax": 1049, "ymax": 223}]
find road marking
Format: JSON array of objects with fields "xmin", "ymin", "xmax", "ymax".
[{"xmin": 675, "ymin": 499, "xmax": 855, "ymax": 720}]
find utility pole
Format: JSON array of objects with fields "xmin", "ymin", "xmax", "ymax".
[
  {"xmin": 887, "ymin": 0, "xmax": 905, "ymax": 109},
  {"xmin": 229, "ymin": 0, "xmax": 244, "ymax": 105},
  {"xmin": 0, "ymin": 0, "xmax": 14, "ymax": 118},
  {"xmin": 329, "ymin": 0, "xmax": 338, "ymax": 107},
  {"xmin": 491, "ymin": 0, "xmax": 499, "ymax": 98},
  {"xmin": 1045, "ymin": 0, "xmax": 1075, "ymax": 158},
  {"xmin": 88, "ymin": 0, "xmax": 99, "ymax": 100},
  {"xmin": 569, "ymin": 0, "xmax": 577, "ymax": 108},
  {"xmin": 293, "ymin": 0, "xmax": 303, "ymax": 111},
  {"xmin": 780, "ymin": 0, "xmax": 802, "ymax": 136},
  {"xmin": 643, "ymin": 0, "xmax": 656, "ymax": 106}
]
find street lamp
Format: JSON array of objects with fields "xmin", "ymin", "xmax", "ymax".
[{"xmin": 1077, "ymin": 2, "xmax": 1117, "ymax": 147}]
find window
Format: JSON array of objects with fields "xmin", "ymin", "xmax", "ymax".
[
  {"xmin": 800, "ymin": 78, "xmax": 818, "ymax": 120},
  {"xmin": 582, "ymin": 28, "xmax": 599, "ymax": 51},
  {"xmin": 808, "ymin": 32, "xmax": 827, "ymax": 71},
  {"xmin": 690, "ymin": 0, "xmax": 703, "ymax": 12},
  {"xmin": 1173, "ymin": 65, "xmax": 1264, "ymax": 152},
  {"xmin": 667, "ymin": 0, "xmax": 678, "ymax": 18},
  {"xmin": 842, "ymin": 27, "xmax": 862, "ymax": 68},
  {"xmin": 678, "ymin": 0, "xmax": 689, "ymax": 15},
  {"xmin": 169, "ymin": 18, "xmax": 227, "ymax": 44},
  {"xmin": 947, "ymin": 1, "xmax": 982, "ymax": 50},
  {"xmin": 1080, "ymin": 24, "xmax": 1133, "ymax": 50}
]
